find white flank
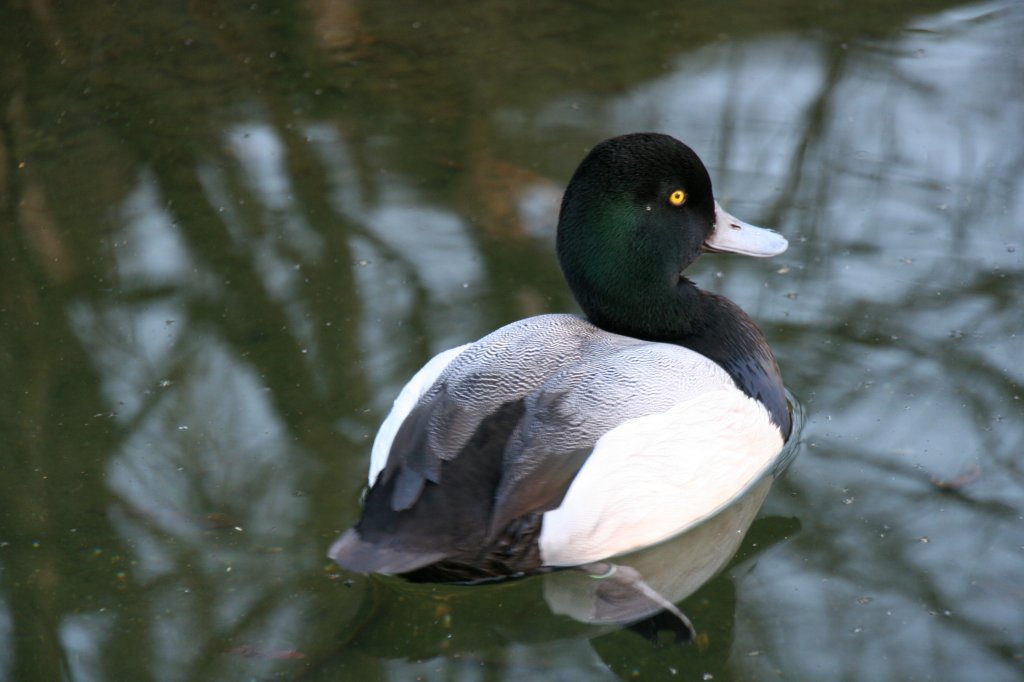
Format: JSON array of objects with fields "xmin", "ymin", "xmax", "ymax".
[
  {"xmin": 538, "ymin": 388, "xmax": 784, "ymax": 566},
  {"xmin": 368, "ymin": 343, "xmax": 471, "ymax": 485}
]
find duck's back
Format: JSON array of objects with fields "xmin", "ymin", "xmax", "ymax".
[{"xmin": 331, "ymin": 313, "xmax": 782, "ymax": 580}]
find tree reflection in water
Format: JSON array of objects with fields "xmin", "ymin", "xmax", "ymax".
[{"xmin": 0, "ymin": 1, "xmax": 1021, "ymax": 680}]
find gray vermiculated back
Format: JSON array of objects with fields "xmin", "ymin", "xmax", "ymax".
[{"xmin": 409, "ymin": 313, "xmax": 734, "ymax": 483}]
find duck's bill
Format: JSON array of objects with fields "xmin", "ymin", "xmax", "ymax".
[{"xmin": 703, "ymin": 201, "xmax": 788, "ymax": 257}]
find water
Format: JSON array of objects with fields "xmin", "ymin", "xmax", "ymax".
[{"xmin": 1, "ymin": 1, "xmax": 1022, "ymax": 680}]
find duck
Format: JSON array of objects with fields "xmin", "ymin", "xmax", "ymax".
[{"xmin": 329, "ymin": 132, "xmax": 791, "ymax": 584}]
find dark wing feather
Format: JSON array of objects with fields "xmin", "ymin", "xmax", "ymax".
[
  {"xmin": 332, "ymin": 398, "xmax": 527, "ymax": 575},
  {"xmin": 487, "ymin": 446, "xmax": 594, "ymax": 539},
  {"xmin": 378, "ymin": 387, "xmax": 456, "ymax": 511}
]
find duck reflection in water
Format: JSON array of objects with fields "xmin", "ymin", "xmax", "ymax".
[
  {"xmin": 341, "ymin": 479, "xmax": 800, "ymax": 662},
  {"xmin": 543, "ymin": 475, "xmax": 794, "ymax": 643}
]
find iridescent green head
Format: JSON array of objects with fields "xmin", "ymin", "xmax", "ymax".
[{"xmin": 556, "ymin": 133, "xmax": 786, "ymax": 340}]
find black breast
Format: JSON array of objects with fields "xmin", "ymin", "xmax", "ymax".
[{"xmin": 678, "ymin": 293, "xmax": 791, "ymax": 440}]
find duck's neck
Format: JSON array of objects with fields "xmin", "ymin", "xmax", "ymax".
[
  {"xmin": 589, "ymin": 282, "xmax": 792, "ymax": 440},
  {"xmin": 678, "ymin": 290, "xmax": 791, "ymax": 439}
]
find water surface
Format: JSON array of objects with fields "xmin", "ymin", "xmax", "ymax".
[{"xmin": 1, "ymin": 1, "xmax": 1022, "ymax": 680}]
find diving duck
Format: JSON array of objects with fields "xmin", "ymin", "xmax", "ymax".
[{"xmin": 329, "ymin": 133, "xmax": 791, "ymax": 583}]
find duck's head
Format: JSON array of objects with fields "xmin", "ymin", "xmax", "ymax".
[{"xmin": 556, "ymin": 133, "xmax": 787, "ymax": 340}]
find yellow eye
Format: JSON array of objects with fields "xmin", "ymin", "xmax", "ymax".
[{"xmin": 669, "ymin": 189, "xmax": 687, "ymax": 206}]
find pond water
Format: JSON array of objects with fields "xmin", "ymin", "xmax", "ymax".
[{"xmin": 1, "ymin": 1, "xmax": 1022, "ymax": 680}]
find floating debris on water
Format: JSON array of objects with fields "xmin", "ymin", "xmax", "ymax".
[{"xmin": 929, "ymin": 465, "xmax": 979, "ymax": 492}]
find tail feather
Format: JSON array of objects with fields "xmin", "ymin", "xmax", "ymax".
[{"xmin": 328, "ymin": 528, "xmax": 446, "ymax": 575}]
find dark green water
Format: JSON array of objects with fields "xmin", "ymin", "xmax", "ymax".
[{"xmin": 1, "ymin": 1, "xmax": 1022, "ymax": 680}]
